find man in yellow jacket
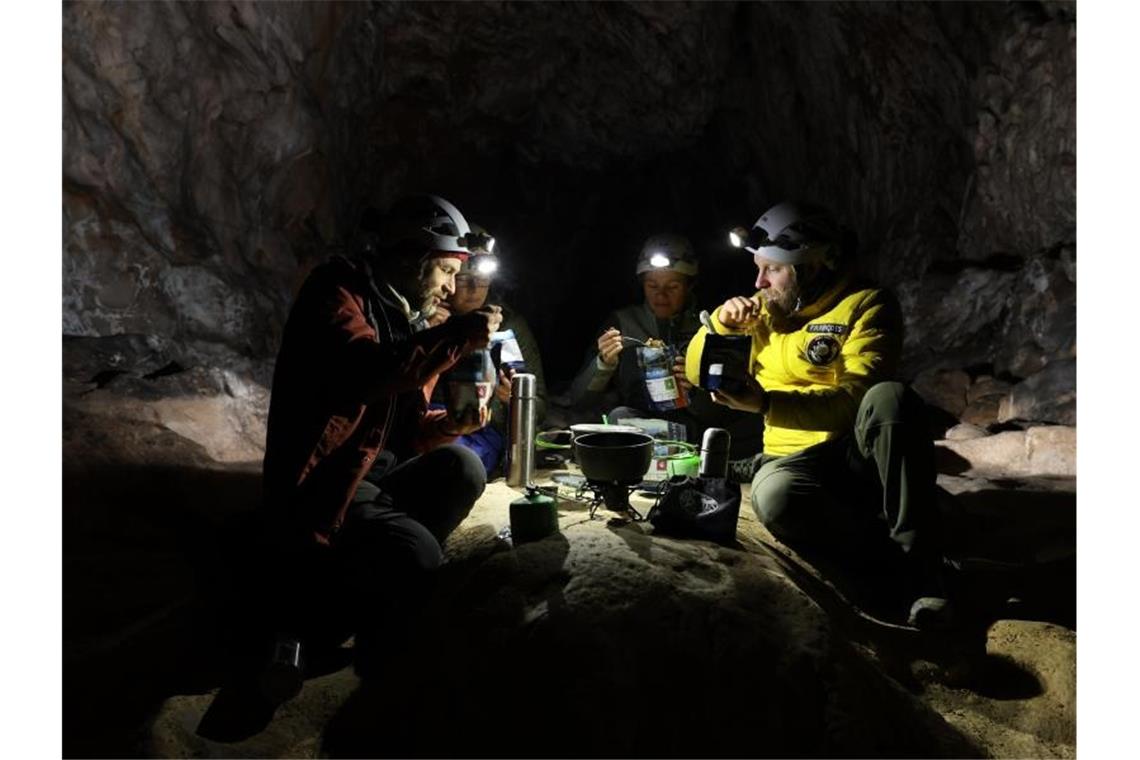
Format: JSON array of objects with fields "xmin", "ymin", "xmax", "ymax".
[{"xmin": 684, "ymin": 202, "xmax": 951, "ymax": 629}]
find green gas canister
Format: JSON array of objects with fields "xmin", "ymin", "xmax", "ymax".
[{"xmin": 509, "ymin": 490, "xmax": 559, "ymax": 544}]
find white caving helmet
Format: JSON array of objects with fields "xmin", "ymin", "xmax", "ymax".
[
  {"xmin": 635, "ymin": 233, "xmax": 699, "ymax": 277},
  {"xmin": 367, "ymin": 194, "xmax": 489, "ymax": 261},
  {"xmin": 728, "ymin": 202, "xmax": 842, "ymax": 269}
]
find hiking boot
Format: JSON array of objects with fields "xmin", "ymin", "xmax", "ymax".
[
  {"xmin": 907, "ymin": 595, "xmax": 958, "ymax": 631},
  {"xmin": 257, "ymin": 636, "xmax": 304, "ymax": 705},
  {"xmin": 727, "ymin": 453, "xmax": 763, "ymax": 485}
]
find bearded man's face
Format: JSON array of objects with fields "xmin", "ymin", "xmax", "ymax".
[
  {"xmin": 417, "ymin": 256, "xmax": 462, "ymax": 315},
  {"xmin": 753, "ymin": 254, "xmax": 799, "ymax": 320}
]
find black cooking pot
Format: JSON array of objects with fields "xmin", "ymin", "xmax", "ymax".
[{"xmin": 574, "ymin": 431, "xmax": 654, "ymax": 484}]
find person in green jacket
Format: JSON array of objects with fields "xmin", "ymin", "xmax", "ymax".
[
  {"xmin": 568, "ymin": 233, "xmax": 763, "ymax": 458},
  {"xmin": 685, "ymin": 201, "xmax": 954, "ymax": 630},
  {"xmin": 430, "ymin": 228, "xmax": 547, "ymax": 476}
]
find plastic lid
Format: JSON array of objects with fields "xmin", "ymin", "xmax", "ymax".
[
  {"xmin": 510, "ymin": 372, "xmax": 537, "ymax": 398},
  {"xmin": 700, "ymin": 427, "xmax": 731, "ymax": 455}
]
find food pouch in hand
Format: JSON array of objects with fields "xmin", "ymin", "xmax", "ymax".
[
  {"xmin": 490, "ymin": 329, "xmax": 526, "ymax": 374},
  {"xmin": 699, "ymin": 333, "xmax": 752, "ymax": 394},
  {"xmin": 445, "ymin": 348, "xmax": 496, "ymax": 420},
  {"xmin": 637, "ymin": 344, "xmax": 689, "ymax": 411}
]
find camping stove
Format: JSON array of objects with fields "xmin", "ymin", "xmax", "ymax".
[{"xmin": 576, "ymin": 479, "xmax": 644, "ymax": 521}]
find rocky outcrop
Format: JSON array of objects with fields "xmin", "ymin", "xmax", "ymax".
[
  {"xmin": 913, "ymin": 368, "xmax": 971, "ymax": 419},
  {"xmin": 936, "ymin": 425, "xmax": 1075, "ymax": 479},
  {"xmin": 993, "ymin": 250, "xmax": 1077, "ymax": 378},
  {"xmin": 961, "ymin": 375, "xmax": 1013, "ymax": 428},
  {"xmin": 945, "ymin": 422, "xmax": 988, "ymax": 441},
  {"xmin": 999, "ymin": 358, "xmax": 1076, "ymax": 426},
  {"xmin": 64, "ymin": 335, "xmax": 270, "ymax": 466}
]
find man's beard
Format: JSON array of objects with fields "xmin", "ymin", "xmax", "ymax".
[
  {"xmin": 761, "ymin": 283, "xmax": 801, "ymax": 325},
  {"xmin": 388, "ymin": 264, "xmax": 437, "ymax": 315},
  {"xmin": 414, "ymin": 276, "xmax": 441, "ymax": 316}
]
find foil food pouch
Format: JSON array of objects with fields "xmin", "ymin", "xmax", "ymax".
[
  {"xmin": 445, "ymin": 348, "xmax": 496, "ymax": 420},
  {"xmin": 636, "ymin": 344, "xmax": 689, "ymax": 412},
  {"xmin": 490, "ymin": 329, "xmax": 526, "ymax": 373}
]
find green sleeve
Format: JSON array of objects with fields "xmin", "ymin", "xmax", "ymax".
[{"xmin": 567, "ymin": 313, "xmax": 621, "ymax": 407}]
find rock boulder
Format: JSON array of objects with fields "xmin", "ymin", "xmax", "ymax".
[
  {"xmin": 999, "ymin": 358, "xmax": 1076, "ymax": 426},
  {"xmin": 936, "ymin": 426, "xmax": 1075, "ymax": 479}
]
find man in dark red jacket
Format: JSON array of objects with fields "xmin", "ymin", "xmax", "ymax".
[{"xmin": 258, "ymin": 195, "xmax": 502, "ymax": 693}]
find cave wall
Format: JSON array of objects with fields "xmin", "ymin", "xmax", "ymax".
[
  {"xmin": 64, "ymin": 0, "xmax": 372, "ymax": 380},
  {"xmin": 63, "ymin": 0, "xmax": 1076, "ymax": 390}
]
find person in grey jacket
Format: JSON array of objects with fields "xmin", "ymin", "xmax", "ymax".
[{"xmin": 568, "ymin": 234, "xmax": 763, "ymax": 458}]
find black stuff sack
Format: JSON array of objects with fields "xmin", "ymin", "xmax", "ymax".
[
  {"xmin": 647, "ymin": 475, "xmax": 741, "ymax": 544},
  {"xmin": 698, "ymin": 333, "xmax": 752, "ymax": 394}
]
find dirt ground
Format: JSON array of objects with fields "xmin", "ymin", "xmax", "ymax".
[{"xmin": 63, "ymin": 450, "xmax": 1075, "ymax": 758}]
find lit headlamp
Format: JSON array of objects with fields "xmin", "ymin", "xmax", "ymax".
[
  {"xmin": 648, "ymin": 252, "xmax": 671, "ymax": 268},
  {"xmin": 460, "ymin": 251, "xmax": 500, "ymax": 278},
  {"xmin": 474, "ymin": 255, "xmax": 498, "ymax": 275},
  {"xmin": 729, "ymin": 224, "xmax": 830, "ymax": 266},
  {"xmin": 728, "ymin": 226, "xmax": 767, "ymax": 250},
  {"xmin": 458, "ymin": 229, "xmax": 495, "ymax": 254}
]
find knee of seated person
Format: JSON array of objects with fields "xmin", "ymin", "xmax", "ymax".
[
  {"xmin": 750, "ymin": 470, "xmax": 801, "ymax": 540},
  {"xmin": 857, "ymin": 381, "xmax": 910, "ymax": 426},
  {"xmin": 436, "ymin": 443, "xmax": 487, "ymax": 501},
  {"xmin": 388, "ymin": 527, "xmax": 444, "ymax": 577}
]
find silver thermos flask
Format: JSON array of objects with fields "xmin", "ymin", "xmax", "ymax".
[
  {"xmin": 506, "ymin": 373, "xmax": 537, "ymax": 488},
  {"xmin": 699, "ymin": 427, "xmax": 731, "ymax": 479}
]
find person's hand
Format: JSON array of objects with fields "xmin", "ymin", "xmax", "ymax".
[
  {"xmin": 717, "ymin": 296, "xmax": 761, "ymax": 330},
  {"xmin": 442, "ymin": 404, "xmax": 492, "ymax": 436},
  {"xmin": 710, "ymin": 373, "xmax": 768, "ymax": 414},
  {"xmin": 450, "ymin": 305, "xmax": 503, "ymax": 349},
  {"xmin": 494, "ymin": 366, "xmax": 515, "ymax": 403},
  {"xmin": 597, "ymin": 327, "xmax": 623, "ymax": 367},
  {"xmin": 672, "ymin": 355, "xmax": 692, "ymax": 394},
  {"xmin": 426, "ymin": 301, "xmax": 452, "ymax": 328}
]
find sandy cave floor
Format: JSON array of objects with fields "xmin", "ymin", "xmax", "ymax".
[{"xmin": 63, "ymin": 459, "xmax": 1075, "ymax": 758}]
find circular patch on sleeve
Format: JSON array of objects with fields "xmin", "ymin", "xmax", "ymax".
[{"xmin": 805, "ymin": 336, "xmax": 841, "ymax": 366}]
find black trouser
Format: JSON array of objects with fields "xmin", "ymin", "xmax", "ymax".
[
  {"xmin": 337, "ymin": 444, "xmax": 485, "ymax": 663},
  {"xmin": 265, "ymin": 444, "xmax": 485, "ymax": 664},
  {"xmin": 749, "ymin": 382, "xmax": 943, "ymax": 580}
]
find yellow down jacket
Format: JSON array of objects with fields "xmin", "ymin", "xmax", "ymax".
[{"xmin": 684, "ymin": 278, "xmax": 902, "ymax": 457}]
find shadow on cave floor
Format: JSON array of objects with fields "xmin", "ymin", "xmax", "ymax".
[
  {"xmin": 764, "ymin": 476, "xmax": 1077, "ymax": 634},
  {"xmin": 939, "ymin": 481, "xmax": 1076, "ymax": 632},
  {"xmin": 730, "ymin": 476, "xmax": 1074, "ymax": 705},
  {"xmin": 63, "ymin": 461, "xmax": 272, "ymax": 758}
]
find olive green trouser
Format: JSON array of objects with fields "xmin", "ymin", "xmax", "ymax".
[{"xmin": 749, "ymin": 382, "xmax": 941, "ymax": 568}]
